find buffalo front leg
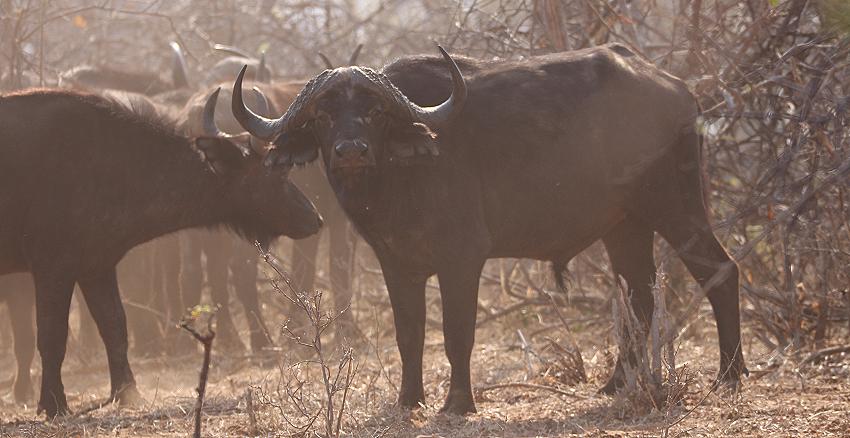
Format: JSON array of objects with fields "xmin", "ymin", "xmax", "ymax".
[
  {"xmin": 208, "ymin": 243, "xmax": 244, "ymax": 352},
  {"xmin": 381, "ymin": 263, "xmax": 428, "ymax": 409},
  {"xmin": 78, "ymin": 267, "xmax": 141, "ymax": 407},
  {"xmin": 7, "ymin": 282, "xmax": 36, "ymax": 403},
  {"xmin": 230, "ymin": 243, "xmax": 269, "ymax": 353},
  {"xmin": 328, "ymin": 217, "xmax": 354, "ymax": 339},
  {"xmin": 436, "ymin": 258, "xmax": 485, "ymax": 415},
  {"xmin": 32, "ymin": 270, "xmax": 75, "ymax": 417}
]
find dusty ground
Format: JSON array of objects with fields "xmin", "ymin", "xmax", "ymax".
[{"xmin": 1, "ymin": 266, "xmax": 849, "ymax": 437}]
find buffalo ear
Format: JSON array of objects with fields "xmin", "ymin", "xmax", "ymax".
[
  {"xmin": 195, "ymin": 137, "xmax": 247, "ymax": 175},
  {"xmin": 387, "ymin": 121, "xmax": 439, "ymax": 166},
  {"xmin": 270, "ymin": 127, "xmax": 320, "ymax": 167}
]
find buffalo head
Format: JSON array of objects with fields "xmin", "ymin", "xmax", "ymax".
[
  {"xmin": 230, "ymin": 46, "xmax": 466, "ymax": 178},
  {"xmin": 197, "ymin": 88, "xmax": 322, "ymax": 244}
]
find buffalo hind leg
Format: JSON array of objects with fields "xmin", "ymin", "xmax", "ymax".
[
  {"xmin": 436, "ymin": 258, "xmax": 485, "ymax": 415},
  {"xmin": 32, "ymin": 270, "xmax": 75, "ymax": 417},
  {"xmin": 78, "ymin": 267, "xmax": 142, "ymax": 407},
  {"xmin": 599, "ymin": 219, "xmax": 657, "ymax": 394},
  {"xmin": 121, "ymin": 245, "xmax": 163, "ymax": 357},
  {"xmin": 658, "ymin": 215, "xmax": 745, "ymax": 387},
  {"xmin": 381, "ymin": 261, "xmax": 428, "ymax": 409},
  {"xmin": 76, "ymin": 292, "xmax": 100, "ymax": 354},
  {"xmin": 8, "ymin": 284, "xmax": 36, "ymax": 403}
]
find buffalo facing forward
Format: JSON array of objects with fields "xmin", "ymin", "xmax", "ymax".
[{"xmin": 232, "ymin": 45, "xmax": 745, "ymax": 414}]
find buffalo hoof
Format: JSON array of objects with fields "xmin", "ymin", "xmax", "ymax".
[
  {"xmin": 115, "ymin": 385, "xmax": 144, "ymax": 407},
  {"xmin": 598, "ymin": 368, "xmax": 625, "ymax": 395},
  {"xmin": 713, "ymin": 370, "xmax": 745, "ymax": 394},
  {"xmin": 713, "ymin": 361, "xmax": 747, "ymax": 393},
  {"xmin": 397, "ymin": 387, "xmax": 425, "ymax": 410},
  {"xmin": 38, "ymin": 394, "xmax": 71, "ymax": 419},
  {"xmin": 439, "ymin": 390, "xmax": 476, "ymax": 415},
  {"xmin": 249, "ymin": 332, "xmax": 272, "ymax": 355},
  {"xmin": 13, "ymin": 378, "xmax": 35, "ymax": 404}
]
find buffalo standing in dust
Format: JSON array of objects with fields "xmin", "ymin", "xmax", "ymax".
[
  {"xmin": 175, "ymin": 46, "xmax": 366, "ymax": 351},
  {"xmin": 231, "ymin": 44, "xmax": 746, "ymax": 414},
  {"xmin": 0, "ymin": 89, "xmax": 321, "ymax": 417}
]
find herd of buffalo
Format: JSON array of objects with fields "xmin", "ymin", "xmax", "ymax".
[{"xmin": 0, "ymin": 40, "xmax": 746, "ymax": 418}]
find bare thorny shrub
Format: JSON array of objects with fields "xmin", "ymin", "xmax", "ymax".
[
  {"xmin": 610, "ymin": 266, "xmax": 692, "ymax": 421},
  {"xmin": 255, "ymin": 248, "xmax": 358, "ymax": 438}
]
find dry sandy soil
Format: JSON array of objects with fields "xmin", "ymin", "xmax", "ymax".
[{"xmin": 1, "ymin": 264, "xmax": 848, "ymax": 437}]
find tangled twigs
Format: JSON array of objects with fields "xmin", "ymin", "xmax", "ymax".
[
  {"xmin": 180, "ymin": 305, "xmax": 217, "ymax": 438},
  {"xmin": 475, "ymin": 382, "xmax": 587, "ymax": 400},
  {"xmin": 798, "ymin": 344, "xmax": 850, "ymax": 368},
  {"xmin": 258, "ymin": 243, "xmax": 358, "ymax": 437}
]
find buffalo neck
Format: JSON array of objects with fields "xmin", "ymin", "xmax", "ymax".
[
  {"xmin": 110, "ymin": 129, "xmax": 232, "ymax": 250},
  {"xmin": 328, "ymin": 163, "xmax": 439, "ymax": 238}
]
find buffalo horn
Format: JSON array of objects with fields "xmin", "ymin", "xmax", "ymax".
[
  {"xmin": 411, "ymin": 45, "xmax": 467, "ymax": 128},
  {"xmin": 231, "ymin": 65, "xmax": 285, "ymax": 141}
]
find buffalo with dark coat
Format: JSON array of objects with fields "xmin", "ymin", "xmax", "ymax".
[
  {"xmin": 204, "ymin": 44, "xmax": 273, "ymax": 86},
  {"xmin": 173, "ymin": 49, "xmax": 364, "ymax": 351},
  {"xmin": 0, "ymin": 93, "xmax": 188, "ymax": 406},
  {"xmin": 231, "ymin": 45, "xmax": 746, "ymax": 414},
  {"xmin": 0, "ymin": 88, "xmax": 321, "ymax": 417},
  {"xmin": 59, "ymin": 42, "xmax": 190, "ymax": 97},
  {"xmin": 176, "ymin": 81, "xmax": 355, "ymax": 350}
]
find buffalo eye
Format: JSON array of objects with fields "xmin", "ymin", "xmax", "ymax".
[
  {"xmin": 365, "ymin": 107, "xmax": 385, "ymax": 125},
  {"xmin": 315, "ymin": 110, "xmax": 333, "ymax": 127}
]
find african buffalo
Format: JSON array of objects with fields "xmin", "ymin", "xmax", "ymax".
[
  {"xmin": 231, "ymin": 44, "xmax": 746, "ymax": 414},
  {"xmin": 59, "ymin": 42, "xmax": 190, "ymax": 97},
  {"xmin": 177, "ymin": 81, "xmax": 355, "ymax": 349},
  {"xmin": 0, "ymin": 88, "xmax": 321, "ymax": 417},
  {"xmin": 205, "ymin": 45, "xmax": 272, "ymax": 86}
]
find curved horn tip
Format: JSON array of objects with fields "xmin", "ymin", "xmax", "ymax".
[
  {"xmin": 348, "ymin": 44, "xmax": 363, "ymax": 65},
  {"xmin": 231, "ymin": 64, "xmax": 282, "ymax": 141},
  {"xmin": 318, "ymin": 52, "xmax": 334, "ymax": 70},
  {"xmin": 414, "ymin": 44, "xmax": 467, "ymax": 127},
  {"xmin": 251, "ymin": 86, "xmax": 271, "ymax": 115},
  {"xmin": 202, "ymin": 87, "xmax": 223, "ymax": 136},
  {"xmin": 235, "ymin": 65, "xmax": 249, "ymax": 87},
  {"xmin": 436, "ymin": 45, "xmax": 452, "ymax": 61}
]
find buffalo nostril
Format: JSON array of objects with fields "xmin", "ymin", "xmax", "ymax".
[{"xmin": 335, "ymin": 141, "xmax": 368, "ymax": 159}]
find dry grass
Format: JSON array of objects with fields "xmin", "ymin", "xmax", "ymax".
[{"xmin": 2, "ymin": 262, "xmax": 849, "ymax": 438}]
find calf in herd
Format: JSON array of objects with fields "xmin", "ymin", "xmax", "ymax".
[
  {"xmin": 232, "ymin": 44, "xmax": 745, "ymax": 414},
  {"xmin": 0, "ymin": 88, "xmax": 321, "ymax": 417}
]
